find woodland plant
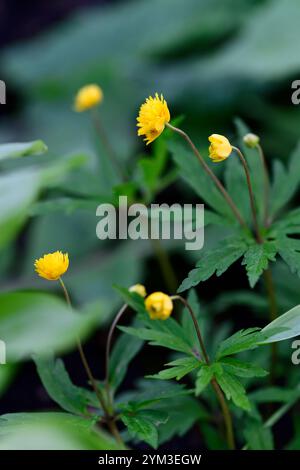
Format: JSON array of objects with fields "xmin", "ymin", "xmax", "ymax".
[{"xmin": 1, "ymin": 89, "xmax": 300, "ymax": 450}]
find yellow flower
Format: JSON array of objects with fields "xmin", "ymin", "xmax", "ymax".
[
  {"xmin": 129, "ymin": 284, "xmax": 147, "ymax": 298},
  {"xmin": 34, "ymin": 251, "xmax": 69, "ymax": 281},
  {"xmin": 74, "ymin": 84, "xmax": 103, "ymax": 112},
  {"xmin": 145, "ymin": 292, "xmax": 173, "ymax": 320},
  {"xmin": 137, "ymin": 93, "xmax": 170, "ymax": 145},
  {"xmin": 208, "ymin": 134, "xmax": 232, "ymax": 163}
]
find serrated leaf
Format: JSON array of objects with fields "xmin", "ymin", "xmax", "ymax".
[
  {"xmin": 215, "ymin": 370, "xmax": 251, "ymax": 411},
  {"xmin": 178, "ymin": 236, "xmax": 248, "ymax": 292},
  {"xmin": 242, "ymin": 241, "xmax": 277, "ymax": 288},
  {"xmin": 219, "ymin": 357, "xmax": 268, "ymax": 378},
  {"xmin": 119, "ymin": 326, "xmax": 191, "ymax": 355},
  {"xmin": 195, "ymin": 365, "xmax": 214, "ymax": 395},
  {"xmin": 149, "ymin": 357, "xmax": 201, "ymax": 381},
  {"xmin": 277, "ymin": 235, "xmax": 300, "ymax": 277},
  {"xmin": 216, "ymin": 328, "xmax": 262, "ymax": 360},
  {"xmin": 121, "ymin": 409, "xmax": 167, "ymax": 448}
]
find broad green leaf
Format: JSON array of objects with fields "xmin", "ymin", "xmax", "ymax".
[
  {"xmin": 0, "ymin": 365, "xmax": 17, "ymax": 397},
  {"xmin": 0, "ymin": 413, "xmax": 120, "ymax": 450},
  {"xmin": 0, "ymin": 154, "xmax": 86, "ymax": 249},
  {"xmin": 119, "ymin": 326, "xmax": 191, "ymax": 355},
  {"xmin": 215, "ymin": 370, "xmax": 251, "ymax": 411},
  {"xmin": 195, "ymin": 365, "xmax": 214, "ymax": 395},
  {"xmin": 216, "ymin": 328, "xmax": 262, "ymax": 359},
  {"xmin": 178, "ymin": 236, "xmax": 248, "ymax": 292},
  {"xmin": 0, "ymin": 292, "xmax": 103, "ymax": 361},
  {"xmin": 109, "ymin": 333, "xmax": 143, "ymax": 391},
  {"xmin": 34, "ymin": 356, "xmax": 96, "ymax": 415},
  {"xmin": 219, "ymin": 357, "xmax": 268, "ymax": 378},
  {"xmin": 244, "ymin": 420, "xmax": 274, "ymax": 450},
  {"xmin": 149, "ymin": 357, "xmax": 201, "ymax": 381},
  {"xmin": 0, "ymin": 140, "xmax": 47, "ymax": 161},
  {"xmin": 260, "ymin": 304, "xmax": 300, "ymax": 344},
  {"xmin": 242, "ymin": 241, "xmax": 277, "ymax": 288}
]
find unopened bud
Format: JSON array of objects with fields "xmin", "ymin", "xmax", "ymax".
[{"xmin": 243, "ymin": 133, "xmax": 260, "ymax": 148}]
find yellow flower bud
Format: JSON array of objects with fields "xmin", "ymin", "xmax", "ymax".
[
  {"xmin": 129, "ymin": 284, "xmax": 147, "ymax": 298},
  {"xmin": 137, "ymin": 93, "xmax": 170, "ymax": 145},
  {"xmin": 74, "ymin": 84, "xmax": 103, "ymax": 112},
  {"xmin": 208, "ymin": 134, "xmax": 232, "ymax": 163},
  {"xmin": 145, "ymin": 292, "xmax": 173, "ymax": 320},
  {"xmin": 34, "ymin": 251, "xmax": 69, "ymax": 281},
  {"xmin": 243, "ymin": 133, "xmax": 260, "ymax": 148}
]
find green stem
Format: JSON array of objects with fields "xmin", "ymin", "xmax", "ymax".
[
  {"xmin": 105, "ymin": 304, "xmax": 128, "ymax": 409},
  {"xmin": 256, "ymin": 144, "xmax": 270, "ymax": 227},
  {"xmin": 172, "ymin": 295, "xmax": 235, "ymax": 450},
  {"xmin": 58, "ymin": 277, "xmax": 124, "ymax": 446},
  {"xmin": 151, "ymin": 238, "xmax": 178, "ymax": 293},
  {"xmin": 166, "ymin": 123, "xmax": 248, "ymax": 232},
  {"xmin": 232, "ymin": 146, "xmax": 262, "ymax": 243}
]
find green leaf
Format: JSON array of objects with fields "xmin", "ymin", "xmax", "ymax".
[
  {"xmin": 121, "ymin": 409, "xmax": 167, "ymax": 448},
  {"xmin": 249, "ymin": 387, "xmax": 300, "ymax": 404},
  {"xmin": 178, "ymin": 236, "xmax": 248, "ymax": 292},
  {"xmin": 277, "ymin": 235, "xmax": 300, "ymax": 277},
  {"xmin": 244, "ymin": 420, "xmax": 274, "ymax": 450},
  {"xmin": 155, "ymin": 394, "xmax": 208, "ymax": 446},
  {"xmin": 168, "ymin": 137, "xmax": 233, "ymax": 219},
  {"xmin": 109, "ymin": 333, "xmax": 143, "ymax": 392},
  {"xmin": 0, "ymin": 365, "xmax": 17, "ymax": 398},
  {"xmin": 242, "ymin": 241, "xmax": 277, "ymax": 288},
  {"xmin": 114, "ymin": 286, "xmax": 147, "ymax": 316},
  {"xmin": 270, "ymin": 141, "xmax": 300, "ymax": 216},
  {"xmin": 117, "ymin": 380, "xmax": 189, "ymax": 411},
  {"xmin": 0, "ymin": 140, "xmax": 47, "ymax": 161},
  {"xmin": 215, "ymin": 370, "xmax": 251, "ymax": 411},
  {"xmin": 34, "ymin": 356, "xmax": 95, "ymax": 415},
  {"xmin": 219, "ymin": 357, "xmax": 268, "ymax": 378},
  {"xmin": 0, "ymin": 413, "xmax": 120, "ymax": 450},
  {"xmin": 216, "ymin": 328, "xmax": 262, "ymax": 360},
  {"xmin": 119, "ymin": 326, "xmax": 191, "ymax": 355},
  {"xmin": 195, "ymin": 365, "xmax": 214, "ymax": 395},
  {"xmin": 149, "ymin": 357, "xmax": 201, "ymax": 381},
  {"xmin": 0, "ymin": 292, "xmax": 103, "ymax": 361},
  {"xmin": 260, "ymin": 304, "xmax": 300, "ymax": 344}
]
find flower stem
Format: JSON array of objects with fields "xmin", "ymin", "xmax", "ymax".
[
  {"xmin": 172, "ymin": 295, "xmax": 235, "ymax": 450},
  {"xmin": 256, "ymin": 144, "xmax": 270, "ymax": 227},
  {"xmin": 58, "ymin": 277, "xmax": 124, "ymax": 446},
  {"xmin": 91, "ymin": 108, "xmax": 127, "ymax": 182},
  {"xmin": 151, "ymin": 238, "xmax": 178, "ymax": 293},
  {"xmin": 232, "ymin": 146, "xmax": 262, "ymax": 244},
  {"xmin": 262, "ymin": 268, "xmax": 278, "ymax": 383},
  {"xmin": 166, "ymin": 123, "xmax": 247, "ymax": 232},
  {"xmin": 105, "ymin": 304, "xmax": 128, "ymax": 407}
]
